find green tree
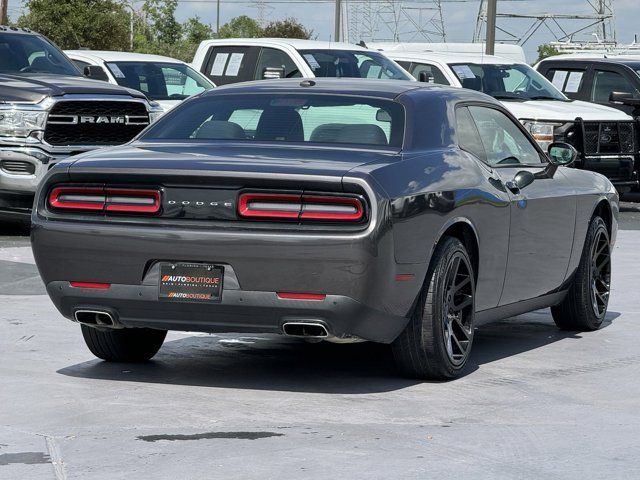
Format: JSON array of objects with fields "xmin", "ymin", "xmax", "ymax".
[
  {"xmin": 262, "ymin": 18, "xmax": 312, "ymax": 39},
  {"xmin": 142, "ymin": 0, "xmax": 182, "ymax": 45},
  {"xmin": 217, "ymin": 15, "xmax": 262, "ymax": 39},
  {"xmin": 17, "ymin": 0, "xmax": 130, "ymax": 50},
  {"xmin": 536, "ymin": 44, "xmax": 560, "ymax": 63},
  {"xmin": 183, "ymin": 16, "xmax": 215, "ymax": 45}
]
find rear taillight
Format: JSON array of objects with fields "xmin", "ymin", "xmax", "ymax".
[
  {"xmin": 238, "ymin": 193, "xmax": 365, "ymax": 222},
  {"xmin": 49, "ymin": 186, "xmax": 160, "ymax": 214}
]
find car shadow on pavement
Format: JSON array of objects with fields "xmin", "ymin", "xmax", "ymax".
[{"xmin": 57, "ymin": 309, "xmax": 620, "ymax": 394}]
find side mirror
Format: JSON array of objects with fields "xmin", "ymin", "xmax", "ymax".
[
  {"xmin": 262, "ymin": 67, "xmax": 285, "ymax": 79},
  {"xmin": 505, "ymin": 170, "xmax": 535, "ymax": 194},
  {"xmin": 547, "ymin": 142, "xmax": 577, "ymax": 166},
  {"xmin": 418, "ymin": 71, "xmax": 434, "ymax": 83},
  {"xmin": 609, "ymin": 91, "xmax": 640, "ymax": 106},
  {"xmin": 83, "ymin": 65, "xmax": 109, "ymax": 82}
]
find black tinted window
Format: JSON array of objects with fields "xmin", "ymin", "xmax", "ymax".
[
  {"xmin": 592, "ymin": 70, "xmax": 635, "ymax": 103},
  {"xmin": 298, "ymin": 49, "xmax": 410, "ymax": 80},
  {"xmin": 0, "ymin": 33, "xmax": 79, "ymax": 75},
  {"xmin": 202, "ymin": 46, "xmax": 258, "ymax": 85},
  {"xmin": 410, "ymin": 63, "xmax": 450, "ymax": 85},
  {"xmin": 255, "ymin": 48, "xmax": 301, "ymax": 79},
  {"xmin": 142, "ymin": 94, "xmax": 405, "ymax": 148}
]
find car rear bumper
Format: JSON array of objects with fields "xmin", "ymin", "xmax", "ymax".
[
  {"xmin": 45, "ymin": 280, "xmax": 410, "ymax": 343},
  {"xmin": 31, "ymin": 207, "xmax": 426, "ymax": 343}
]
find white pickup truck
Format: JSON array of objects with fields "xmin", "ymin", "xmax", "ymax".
[
  {"xmin": 191, "ymin": 38, "xmax": 413, "ymax": 85},
  {"xmin": 65, "ymin": 51, "xmax": 215, "ymax": 113},
  {"xmin": 376, "ymin": 49, "xmax": 638, "ymax": 192}
]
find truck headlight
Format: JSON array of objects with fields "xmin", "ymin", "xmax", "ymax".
[
  {"xmin": 148, "ymin": 102, "xmax": 165, "ymax": 123},
  {"xmin": 0, "ymin": 109, "xmax": 47, "ymax": 137},
  {"xmin": 521, "ymin": 121, "xmax": 560, "ymax": 150}
]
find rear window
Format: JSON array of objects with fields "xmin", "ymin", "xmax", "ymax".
[{"xmin": 141, "ymin": 94, "xmax": 405, "ymax": 148}]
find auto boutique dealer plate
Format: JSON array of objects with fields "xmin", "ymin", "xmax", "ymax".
[{"xmin": 159, "ymin": 263, "xmax": 223, "ymax": 302}]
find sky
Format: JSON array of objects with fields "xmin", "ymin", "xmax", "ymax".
[{"xmin": 6, "ymin": 0, "xmax": 640, "ymax": 63}]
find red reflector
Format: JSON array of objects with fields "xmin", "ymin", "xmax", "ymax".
[
  {"xmin": 69, "ymin": 282, "xmax": 111, "ymax": 289},
  {"xmin": 238, "ymin": 192, "xmax": 364, "ymax": 222},
  {"xmin": 395, "ymin": 274, "xmax": 415, "ymax": 282},
  {"xmin": 49, "ymin": 186, "xmax": 161, "ymax": 214},
  {"xmin": 277, "ymin": 292, "xmax": 326, "ymax": 301}
]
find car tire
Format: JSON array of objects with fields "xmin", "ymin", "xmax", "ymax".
[
  {"xmin": 392, "ymin": 237, "xmax": 475, "ymax": 380},
  {"xmin": 81, "ymin": 325, "xmax": 167, "ymax": 362},
  {"xmin": 551, "ymin": 216, "xmax": 611, "ymax": 331}
]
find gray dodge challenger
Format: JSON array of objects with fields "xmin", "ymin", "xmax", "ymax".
[{"xmin": 31, "ymin": 79, "xmax": 617, "ymax": 379}]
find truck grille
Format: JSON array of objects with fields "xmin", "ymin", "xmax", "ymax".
[
  {"xmin": 44, "ymin": 101, "xmax": 149, "ymax": 146},
  {"xmin": 582, "ymin": 121, "xmax": 636, "ymax": 155}
]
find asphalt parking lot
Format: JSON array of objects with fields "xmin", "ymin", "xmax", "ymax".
[{"xmin": 1, "ymin": 201, "xmax": 640, "ymax": 479}]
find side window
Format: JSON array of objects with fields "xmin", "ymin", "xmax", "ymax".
[
  {"xmin": 592, "ymin": 70, "xmax": 634, "ymax": 103},
  {"xmin": 411, "ymin": 63, "xmax": 450, "ymax": 85},
  {"xmin": 202, "ymin": 46, "xmax": 258, "ymax": 86},
  {"xmin": 546, "ymin": 68, "xmax": 585, "ymax": 96},
  {"xmin": 455, "ymin": 107, "xmax": 486, "ymax": 162},
  {"xmin": 468, "ymin": 106, "xmax": 542, "ymax": 166},
  {"xmin": 255, "ymin": 48, "xmax": 301, "ymax": 79}
]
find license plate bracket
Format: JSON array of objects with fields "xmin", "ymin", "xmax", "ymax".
[{"xmin": 159, "ymin": 263, "xmax": 223, "ymax": 303}]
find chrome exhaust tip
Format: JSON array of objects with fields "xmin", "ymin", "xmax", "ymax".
[
  {"xmin": 282, "ymin": 322, "xmax": 329, "ymax": 338},
  {"xmin": 74, "ymin": 310, "xmax": 118, "ymax": 328}
]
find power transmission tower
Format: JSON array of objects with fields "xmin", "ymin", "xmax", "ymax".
[
  {"xmin": 474, "ymin": 0, "xmax": 616, "ymax": 46},
  {"xmin": 347, "ymin": 0, "xmax": 446, "ymax": 43},
  {"xmin": 250, "ymin": 0, "xmax": 274, "ymax": 26}
]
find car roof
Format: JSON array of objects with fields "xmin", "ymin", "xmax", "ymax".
[
  {"xmin": 385, "ymin": 51, "xmax": 524, "ymax": 65},
  {"xmin": 539, "ymin": 55, "xmax": 640, "ymax": 67},
  {"xmin": 0, "ymin": 26, "xmax": 38, "ymax": 35},
  {"xmin": 65, "ymin": 50, "xmax": 187, "ymax": 64},
  {"xmin": 199, "ymin": 38, "xmax": 370, "ymax": 51},
  {"xmin": 199, "ymin": 77, "xmax": 497, "ymax": 104}
]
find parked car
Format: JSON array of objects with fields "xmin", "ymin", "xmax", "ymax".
[
  {"xmin": 0, "ymin": 26, "xmax": 162, "ymax": 222},
  {"xmin": 65, "ymin": 50, "xmax": 215, "ymax": 113},
  {"xmin": 31, "ymin": 78, "xmax": 617, "ymax": 380},
  {"xmin": 378, "ymin": 49, "xmax": 638, "ymax": 193},
  {"xmin": 191, "ymin": 38, "xmax": 413, "ymax": 85}
]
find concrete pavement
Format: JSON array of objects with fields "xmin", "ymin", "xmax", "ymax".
[{"xmin": 1, "ymin": 213, "xmax": 639, "ymax": 479}]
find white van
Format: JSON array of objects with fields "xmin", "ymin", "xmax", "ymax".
[
  {"xmin": 369, "ymin": 42, "xmax": 527, "ymax": 63},
  {"xmin": 378, "ymin": 49, "xmax": 638, "ymax": 191},
  {"xmin": 191, "ymin": 38, "xmax": 413, "ymax": 85}
]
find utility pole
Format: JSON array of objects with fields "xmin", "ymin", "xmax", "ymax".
[
  {"xmin": 485, "ymin": 0, "xmax": 497, "ymax": 55},
  {"xmin": 216, "ymin": 0, "xmax": 220, "ymax": 33},
  {"xmin": 0, "ymin": 0, "xmax": 8, "ymax": 25},
  {"xmin": 334, "ymin": 0, "xmax": 342, "ymax": 42},
  {"xmin": 123, "ymin": 3, "xmax": 135, "ymax": 51}
]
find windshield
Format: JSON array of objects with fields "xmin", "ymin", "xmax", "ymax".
[
  {"xmin": 0, "ymin": 32, "xmax": 80, "ymax": 76},
  {"xmin": 298, "ymin": 49, "xmax": 411, "ymax": 80},
  {"xmin": 105, "ymin": 62, "xmax": 214, "ymax": 101},
  {"xmin": 141, "ymin": 93, "xmax": 404, "ymax": 149},
  {"xmin": 449, "ymin": 62, "xmax": 567, "ymax": 101}
]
